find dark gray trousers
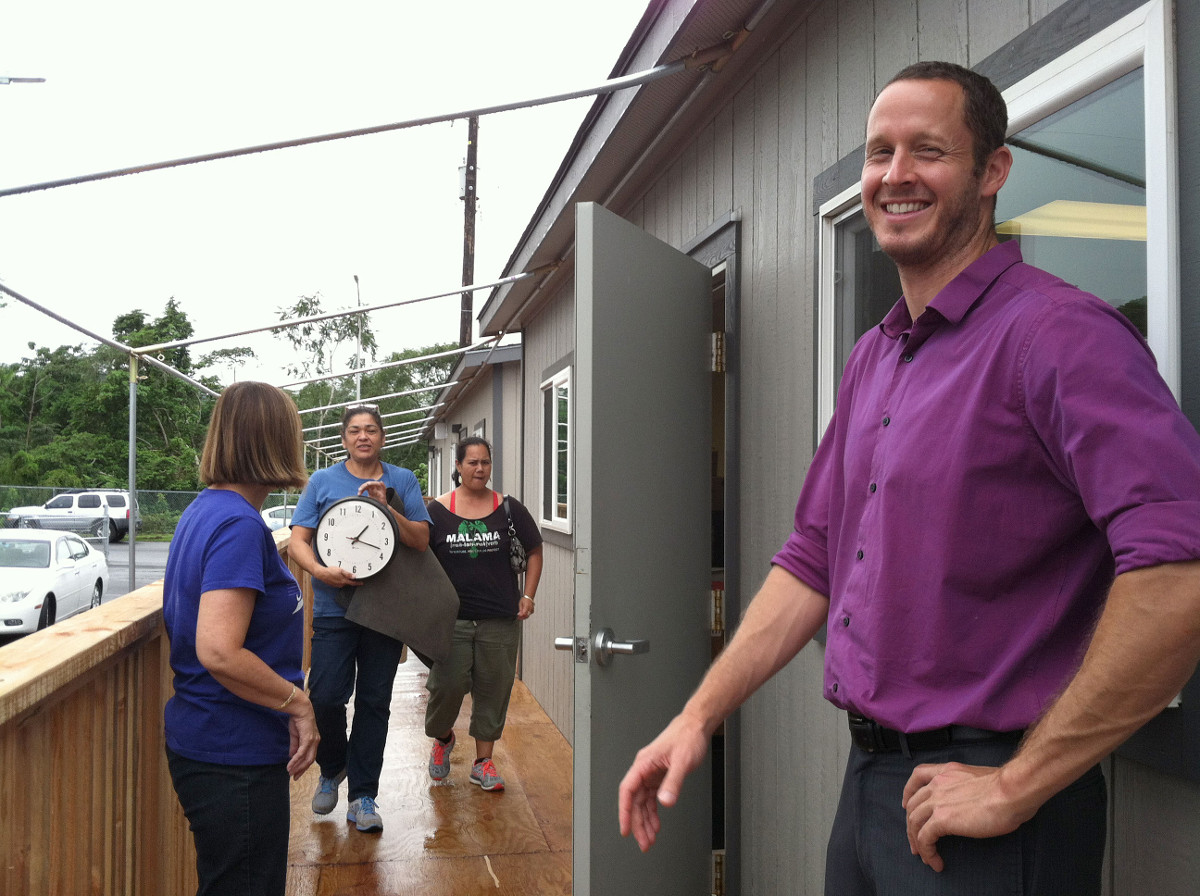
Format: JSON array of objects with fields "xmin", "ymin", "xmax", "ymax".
[{"xmin": 825, "ymin": 739, "xmax": 1106, "ymax": 896}]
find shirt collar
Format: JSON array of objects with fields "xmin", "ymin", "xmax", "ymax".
[{"xmin": 879, "ymin": 240, "xmax": 1025, "ymax": 339}]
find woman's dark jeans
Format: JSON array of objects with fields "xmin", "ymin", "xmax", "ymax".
[
  {"xmin": 166, "ymin": 746, "xmax": 290, "ymax": 896},
  {"xmin": 308, "ymin": 614, "xmax": 405, "ymax": 800}
]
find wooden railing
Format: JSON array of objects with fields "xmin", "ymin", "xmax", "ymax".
[{"xmin": 0, "ymin": 531, "xmax": 311, "ymax": 896}]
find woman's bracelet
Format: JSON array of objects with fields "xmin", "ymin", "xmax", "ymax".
[
  {"xmin": 522, "ymin": 595, "xmax": 535, "ymax": 603},
  {"xmin": 279, "ymin": 684, "xmax": 298, "ymax": 710}
]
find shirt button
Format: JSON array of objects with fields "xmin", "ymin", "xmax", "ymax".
[
  {"xmin": 842, "ymin": 616, "xmax": 850, "ymax": 627},
  {"xmin": 832, "ymin": 683, "xmax": 839, "ymax": 693},
  {"xmin": 856, "ymin": 550, "xmax": 864, "ymax": 560},
  {"xmin": 882, "ymin": 416, "xmax": 891, "ymax": 426},
  {"xmin": 869, "ymin": 483, "xmax": 877, "ymax": 493},
  {"xmin": 903, "ymin": 353, "xmax": 914, "ymax": 363}
]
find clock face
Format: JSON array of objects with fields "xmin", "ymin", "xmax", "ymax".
[{"xmin": 315, "ymin": 496, "xmax": 398, "ymax": 578}]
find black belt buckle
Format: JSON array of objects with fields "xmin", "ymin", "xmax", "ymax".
[{"xmin": 847, "ymin": 713, "xmax": 888, "ymax": 753}]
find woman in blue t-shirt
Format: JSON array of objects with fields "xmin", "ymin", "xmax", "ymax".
[
  {"xmin": 425, "ymin": 436, "xmax": 543, "ymax": 792},
  {"xmin": 163, "ymin": 382, "xmax": 316, "ymax": 896}
]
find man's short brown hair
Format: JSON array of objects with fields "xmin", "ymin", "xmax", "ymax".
[{"xmin": 885, "ymin": 61, "xmax": 1008, "ymax": 175}]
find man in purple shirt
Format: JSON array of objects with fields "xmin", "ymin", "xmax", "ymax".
[{"xmin": 619, "ymin": 61, "xmax": 1200, "ymax": 894}]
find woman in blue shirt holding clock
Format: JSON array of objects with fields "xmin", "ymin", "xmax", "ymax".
[{"xmin": 289, "ymin": 403, "xmax": 431, "ymax": 834}]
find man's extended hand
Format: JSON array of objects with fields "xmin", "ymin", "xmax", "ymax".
[
  {"xmin": 901, "ymin": 762, "xmax": 1035, "ymax": 872},
  {"xmin": 617, "ymin": 713, "xmax": 710, "ymax": 852}
]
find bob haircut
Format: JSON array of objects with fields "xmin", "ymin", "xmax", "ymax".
[{"xmin": 200, "ymin": 381, "xmax": 309, "ymax": 489}]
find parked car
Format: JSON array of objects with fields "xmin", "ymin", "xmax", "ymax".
[
  {"xmin": 0, "ymin": 529, "xmax": 109, "ymax": 634},
  {"xmin": 261, "ymin": 504, "xmax": 295, "ymax": 531},
  {"xmin": 4, "ymin": 488, "xmax": 142, "ymax": 542}
]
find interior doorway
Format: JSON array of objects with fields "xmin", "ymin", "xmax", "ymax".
[{"xmin": 710, "ymin": 265, "xmax": 730, "ymax": 892}]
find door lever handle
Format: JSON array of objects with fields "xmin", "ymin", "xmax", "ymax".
[{"xmin": 592, "ymin": 627, "xmax": 649, "ymax": 666}]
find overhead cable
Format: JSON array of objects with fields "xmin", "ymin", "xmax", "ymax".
[
  {"xmin": 0, "ymin": 46, "xmax": 735, "ymax": 199},
  {"xmin": 137, "ymin": 267, "xmax": 553, "ymax": 355},
  {"xmin": 0, "ymin": 282, "xmax": 219, "ymax": 396}
]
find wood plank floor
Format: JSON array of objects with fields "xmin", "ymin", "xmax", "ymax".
[{"xmin": 285, "ymin": 658, "xmax": 573, "ymax": 896}]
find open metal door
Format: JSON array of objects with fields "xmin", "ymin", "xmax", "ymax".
[{"xmin": 565, "ymin": 202, "xmax": 713, "ymax": 895}]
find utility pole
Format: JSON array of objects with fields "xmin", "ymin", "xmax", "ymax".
[
  {"xmin": 353, "ymin": 274, "xmax": 362, "ymax": 400},
  {"xmin": 459, "ymin": 116, "xmax": 479, "ymax": 347}
]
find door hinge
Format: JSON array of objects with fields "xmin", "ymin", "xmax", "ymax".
[
  {"xmin": 712, "ymin": 850, "xmax": 725, "ymax": 896},
  {"xmin": 711, "ymin": 331, "xmax": 726, "ymax": 373},
  {"xmin": 711, "ymin": 584, "xmax": 725, "ymax": 637}
]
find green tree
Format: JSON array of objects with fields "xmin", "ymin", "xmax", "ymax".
[
  {"xmin": 0, "ymin": 300, "xmax": 247, "ymax": 492},
  {"xmin": 285, "ymin": 339, "xmax": 457, "ymax": 487},
  {"xmin": 359, "ymin": 343, "xmax": 457, "ymax": 477},
  {"xmin": 198, "ymin": 346, "xmax": 258, "ymax": 379},
  {"xmin": 277, "ymin": 293, "xmax": 379, "ymax": 383},
  {"xmin": 275, "ymin": 293, "xmax": 383, "ymax": 466},
  {"xmin": 111, "ymin": 298, "xmax": 222, "ymax": 460}
]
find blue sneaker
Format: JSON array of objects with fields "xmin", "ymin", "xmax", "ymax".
[
  {"xmin": 347, "ymin": 796, "xmax": 383, "ymax": 833},
  {"xmin": 311, "ymin": 768, "xmax": 347, "ymax": 815}
]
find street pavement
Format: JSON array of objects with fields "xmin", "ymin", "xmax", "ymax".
[{"xmin": 102, "ymin": 539, "xmax": 171, "ymax": 595}]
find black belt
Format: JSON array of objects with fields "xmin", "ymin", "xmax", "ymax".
[{"xmin": 847, "ymin": 712, "xmax": 1024, "ymax": 754}]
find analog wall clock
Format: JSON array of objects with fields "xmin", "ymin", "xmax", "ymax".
[{"xmin": 315, "ymin": 496, "xmax": 398, "ymax": 578}]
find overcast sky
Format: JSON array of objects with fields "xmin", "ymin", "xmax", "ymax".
[{"xmin": 0, "ymin": 0, "xmax": 648, "ymax": 385}]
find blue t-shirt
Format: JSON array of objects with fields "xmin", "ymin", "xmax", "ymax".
[
  {"xmin": 290, "ymin": 462, "xmax": 432, "ymax": 617},
  {"xmin": 163, "ymin": 488, "xmax": 304, "ymax": 765}
]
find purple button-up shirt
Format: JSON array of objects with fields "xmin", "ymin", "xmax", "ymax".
[{"xmin": 773, "ymin": 241, "xmax": 1200, "ymax": 733}]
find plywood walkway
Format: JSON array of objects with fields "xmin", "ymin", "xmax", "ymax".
[{"xmin": 285, "ymin": 659, "xmax": 573, "ymax": 896}]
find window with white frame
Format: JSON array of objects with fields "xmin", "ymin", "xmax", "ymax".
[
  {"xmin": 817, "ymin": 0, "xmax": 1178, "ymax": 433},
  {"xmin": 540, "ymin": 367, "xmax": 572, "ymax": 530}
]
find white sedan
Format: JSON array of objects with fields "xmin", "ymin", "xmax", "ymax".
[
  {"xmin": 0, "ymin": 529, "xmax": 109, "ymax": 634},
  {"xmin": 261, "ymin": 504, "xmax": 295, "ymax": 531}
]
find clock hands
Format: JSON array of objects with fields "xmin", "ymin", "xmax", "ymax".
[{"xmin": 347, "ymin": 525, "xmax": 380, "ymax": 551}]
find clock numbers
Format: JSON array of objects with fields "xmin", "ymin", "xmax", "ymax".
[{"xmin": 317, "ymin": 497, "xmax": 396, "ymax": 579}]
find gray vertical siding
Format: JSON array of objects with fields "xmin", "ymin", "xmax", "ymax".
[{"xmin": 519, "ymin": 286, "xmax": 578, "ymax": 742}]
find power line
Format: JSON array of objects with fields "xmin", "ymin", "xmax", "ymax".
[{"xmin": 0, "ymin": 60, "xmax": 703, "ymax": 198}]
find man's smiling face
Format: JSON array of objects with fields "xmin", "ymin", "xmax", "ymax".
[{"xmin": 861, "ymin": 77, "xmax": 999, "ymax": 276}]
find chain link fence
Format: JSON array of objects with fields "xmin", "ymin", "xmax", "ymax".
[{"xmin": 0, "ymin": 486, "xmax": 302, "ymax": 540}]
